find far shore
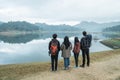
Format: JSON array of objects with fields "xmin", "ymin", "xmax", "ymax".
[{"xmin": 100, "ymin": 38, "xmax": 120, "ymax": 49}]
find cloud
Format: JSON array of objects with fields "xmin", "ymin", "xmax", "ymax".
[{"xmin": 0, "ymin": 0, "xmax": 120, "ymax": 24}]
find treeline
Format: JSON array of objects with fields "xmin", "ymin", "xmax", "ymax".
[
  {"xmin": 103, "ymin": 25, "xmax": 120, "ymax": 32},
  {"xmin": 35, "ymin": 23, "xmax": 80, "ymax": 31},
  {"xmin": 102, "ymin": 25, "xmax": 120, "ymax": 38},
  {"xmin": 0, "ymin": 21, "xmax": 40, "ymax": 32},
  {"xmin": 0, "ymin": 21, "xmax": 81, "ymax": 32}
]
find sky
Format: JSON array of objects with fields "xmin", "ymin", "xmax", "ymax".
[{"xmin": 0, "ymin": 0, "xmax": 120, "ymax": 25}]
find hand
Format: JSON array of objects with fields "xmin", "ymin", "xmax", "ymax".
[{"xmin": 48, "ymin": 51, "xmax": 51, "ymax": 56}]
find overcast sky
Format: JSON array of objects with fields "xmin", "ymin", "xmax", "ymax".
[{"xmin": 0, "ymin": 0, "xmax": 120, "ymax": 25}]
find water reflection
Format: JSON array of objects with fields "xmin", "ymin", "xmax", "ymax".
[
  {"xmin": 0, "ymin": 36, "xmax": 112, "ymax": 65},
  {"xmin": 0, "ymin": 32, "xmax": 117, "ymax": 65},
  {"xmin": 0, "ymin": 33, "xmax": 39, "ymax": 43},
  {"xmin": 0, "ymin": 32, "xmax": 81, "ymax": 43}
]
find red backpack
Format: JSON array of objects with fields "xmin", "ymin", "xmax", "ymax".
[
  {"xmin": 50, "ymin": 41, "xmax": 58, "ymax": 55},
  {"xmin": 73, "ymin": 42, "xmax": 80, "ymax": 53}
]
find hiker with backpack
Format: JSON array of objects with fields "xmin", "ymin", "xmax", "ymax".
[
  {"xmin": 48, "ymin": 34, "xmax": 60, "ymax": 71},
  {"xmin": 80, "ymin": 31, "xmax": 92, "ymax": 68},
  {"xmin": 61, "ymin": 36, "xmax": 72, "ymax": 70},
  {"xmin": 73, "ymin": 37, "xmax": 80, "ymax": 68}
]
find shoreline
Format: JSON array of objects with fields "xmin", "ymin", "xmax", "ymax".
[
  {"xmin": 100, "ymin": 38, "xmax": 120, "ymax": 49},
  {"xmin": 0, "ymin": 49, "xmax": 120, "ymax": 80}
]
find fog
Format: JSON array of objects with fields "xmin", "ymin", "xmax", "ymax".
[{"xmin": 0, "ymin": 37, "xmax": 112, "ymax": 65}]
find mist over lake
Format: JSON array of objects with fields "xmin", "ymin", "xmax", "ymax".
[
  {"xmin": 0, "ymin": 21, "xmax": 119, "ymax": 65},
  {"xmin": 0, "ymin": 32, "xmax": 112, "ymax": 65}
]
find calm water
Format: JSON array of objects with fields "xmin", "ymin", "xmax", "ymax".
[{"xmin": 0, "ymin": 33, "xmax": 112, "ymax": 65}]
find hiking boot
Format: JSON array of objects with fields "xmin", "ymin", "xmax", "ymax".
[
  {"xmin": 55, "ymin": 69, "xmax": 57, "ymax": 71},
  {"xmin": 87, "ymin": 64, "xmax": 90, "ymax": 67},
  {"xmin": 80, "ymin": 65, "xmax": 85, "ymax": 68}
]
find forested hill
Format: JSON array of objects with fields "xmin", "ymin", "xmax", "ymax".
[
  {"xmin": 0, "ymin": 21, "xmax": 4, "ymax": 25},
  {"xmin": 0, "ymin": 21, "xmax": 40, "ymax": 32},
  {"xmin": 0, "ymin": 21, "xmax": 81, "ymax": 32},
  {"xmin": 103, "ymin": 25, "xmax": 120, "ymax": 32},
  {"xmin": 35, "ymin": 23, "xmax": 81, "ymax": 31},
  {"xmin": 74, "ymin": 21, "xmax": 120, "ymax": 32}
]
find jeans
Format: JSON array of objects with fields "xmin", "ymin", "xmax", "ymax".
[
  {"xmin": 51, "ymin": 54, "xmax": 58, "ymax": 71},
  {"xmin": 74, "ymin": 53, "xmax": 79, "ymax": 67},
  {"xmin": 81, "ymin": 49, "xmax": 90, "ymax": 66},
  {"xmin": 64, "ymin": 58, "xmax": 70, "ymax": 68}
]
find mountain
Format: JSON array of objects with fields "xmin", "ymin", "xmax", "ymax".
[
  {"xmin": 102, "ymin": 25, "xmax": 120, "ymax": 38},
  {"xmin": 0, "ymin": 21, "xmax": 81, "ymax": 32},
  {"xmin": 0, "ymin": 21, "xmax": 4, "ymax": 25},
  {"xmin": 0, "ymin": 21, "xmax": 40, "ymax": 32},
  {"xmin": 74, "ymin": 21, "xmax": 120, "ymax": 32},
  {"xmin": 103, "ymin": 25, "xmax": 120, "ymax": 32},
  {"xmin": 35, "ymin": 23, "xmax": 81, "ymax": 31}
]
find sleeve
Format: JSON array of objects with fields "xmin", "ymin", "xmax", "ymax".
[
  {"xmin": 80, "ymin": 38, "xmax": 83, "ymax": 49},
  {"xmin": 69, "ymin": 42, "xmax": 72, "ymax": 50},
  {"xmin": 48, "ymin": 41, "xmax": 51, "ymax": 50},
  {"xmin": 60, "ymin": 43, "xmax": 64, "ymax": 50},
  {"xmin": 79, "ymin": 41, "xmax": 81, "ymax": 49},
  {"xmin": 73, "ymin": 44, "xmax": 75, "ymax": 52},
  {"xmin": 57, "ymin": 41, "xmax": 60, "ymax": 52}
]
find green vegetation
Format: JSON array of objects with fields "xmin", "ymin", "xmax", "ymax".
[
  {"xmin": 102, "ymin": 25, "xmax": 120, "ymax": 38},
  {"xmin": 0, "ymin": 49, "xmax": 120, "ymax": 80},
  {"xmin": 103, "ymin": 25, "xmax": 120, "ymax": 32},
  {"xmin": 100, "ymin": 38, "xmax": 120, "ymax": 49},
  {"xmin": 116, "ymin": 76, "xmax": 120, "ymax": 80},
  {"xmin": 0, "ymin": 21, "xmax": 40, "ymax": 32}
]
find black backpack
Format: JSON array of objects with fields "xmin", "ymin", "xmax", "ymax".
[
  {"xmin": 86, "ymin": 34, "xmax": 92, "ymax": 47},
  {"xmin": 81, "ymin": 34, "xmax": 92, "ymax": 49}
]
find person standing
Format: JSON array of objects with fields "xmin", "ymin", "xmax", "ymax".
[
  {"xmin": 73, "ymin": 37, "xmax": 80, "ymax": 68},
  {"xmin": 49, "ymin": 34, "xmax": 60, "ymax": 71},
  {"xmin": 80, "ymin": 31, "xmax": 92, "ymax": 67},
  {"xmin": 61, "ymin": 36, "xmax": 72, "ymax": 70}
]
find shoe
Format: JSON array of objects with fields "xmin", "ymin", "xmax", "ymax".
[
  {"xmin": 74, "ymin": 66, "xmax": 78, "ymax": 68},
  {"xmin": 80, "ymin": 65, "xmax": 85, "ymax": 68},
  {"xmin": 64, "ymin": 67, "xmax": 67, "ymax": 70},
  {"xmin": 66, "ymin": 67, "xmax": 69, "ymax": 70},
  {"xmin": 64, "ymin": 67, "xmax": 69, "ymax": 70},
  {"xmin": 87, "ymin": 64, "xmax": 90, "ymax": 67}
]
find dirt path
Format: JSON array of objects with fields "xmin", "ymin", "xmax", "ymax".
[{"xmin": 21, "ymin": 54, "xmax": 120, "ymax": 80}]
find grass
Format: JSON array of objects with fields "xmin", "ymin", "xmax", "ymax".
[
  {"xmin": 0, "ymin": 49, "xmax": 120, "ymax": 80},
  {"xmin": 100, "ymin": 38, "xmax": 120, "ymax": 49},
  {"xmin": 116, "ymin": 76, "xmax": 120, "ymax": 80}
]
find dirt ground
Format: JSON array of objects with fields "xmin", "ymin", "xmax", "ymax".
[{"xmin": 21, "ymin": 54, "xmax": 120, "ymax": 80}]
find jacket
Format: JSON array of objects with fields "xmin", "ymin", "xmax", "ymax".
[
  {"xmin": 48, "ymin": 39, "xmax": 60, "ymax": 55},
  {"xmin": 60, "ymin": 42, "xmax": 72, "ymax": 58}
]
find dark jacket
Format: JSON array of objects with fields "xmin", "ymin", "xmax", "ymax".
[
  {"xmin": 80, "ymin": 36, "xmax": 89, "ymax": 49},
  {"xmin": 49, "ymin": 39, "xmax": 60, "ymax": 55}
]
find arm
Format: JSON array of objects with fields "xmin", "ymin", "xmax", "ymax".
[
  {"xmin": 80, "ymin": 38, "xmax": 83, "ymax": 49},
  {"xmin": 60, "ymin": 43, "xmax": 64, "ymax": 50},
  {"xmin": 48, "ymin": 41, "xmax": 51, "ymax": 51},
  {"xmin": 69, "ymin": 42, "xmax": 72, "ymax": 50},
  {"xmin": 57, "ymin": 41, "xmax": 60, "ymax": 52}
]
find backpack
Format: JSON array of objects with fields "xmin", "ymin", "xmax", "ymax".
[
  {"xmin": 50, "ymin": 40, "xmax": 58, "ymax": 55},
  {"xmin": 73, "ymin": 42, "xmax": 80, "ymax": 53},
  {"xmin": 87, "ymin": 34, "xmax": 92, "ymax": 47},
  {"xmin": 81, "ymin": 34, "xmax": 92, "ymax": 49}
]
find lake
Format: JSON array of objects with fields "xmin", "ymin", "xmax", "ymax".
[{"xmin": 0, "ymin": 32, "xmax": 112, "ymax": 65}]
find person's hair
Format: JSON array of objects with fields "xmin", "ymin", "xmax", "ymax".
[
  {"xmin": 63, "ymin": 36, "xmax": 70, "ymax": 49},
  {"xmin": 52, "ymin": 34, "xmax": 57, "ymax": 39},
  {"xmin": 82, "ymin": 31, "xmax": 87, "ymax": 36},
  {"xmin": 74, "ymin": 37, "xmax": 79, "ymax": 44}
]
